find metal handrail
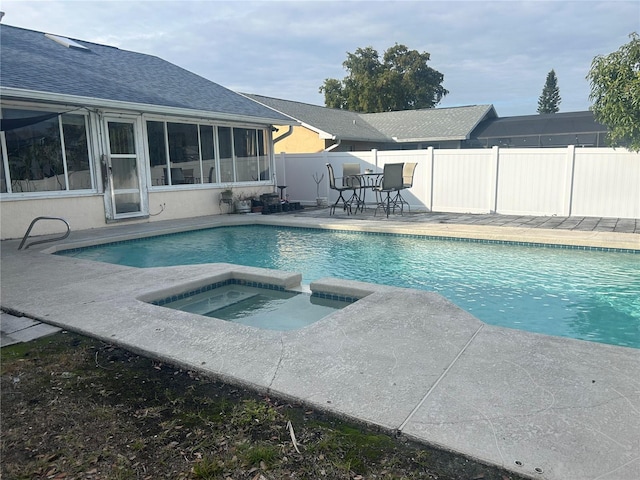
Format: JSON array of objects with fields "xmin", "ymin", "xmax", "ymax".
[{"xmin": 18, "ymin": 216, "xmax": 71, "ymax": 250}]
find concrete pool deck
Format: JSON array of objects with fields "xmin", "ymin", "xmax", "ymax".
[{"xmin": 1, "ymin": 210, "xmax": 639, "ymax": 480}]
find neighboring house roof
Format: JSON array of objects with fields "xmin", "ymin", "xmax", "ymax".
[
  {"xmin": 362, "ymin": 105, "xmax": 497, "ymax": 142},
  {"xmin": 244, "ymin": 94, "xmax": 388, "ymax": 142},
  {"xmin": 0, "ymin": 24, "xmax": 292, "ymax": 124},
  {"xmin": 472, "ymin": 111, "xmax": 606, "ymax": 139},
  {"xmin": 244, "ymin": 93, "xmax": 496, "ymax": 144}
]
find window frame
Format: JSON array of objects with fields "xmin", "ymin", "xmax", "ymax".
[
  {"xmin": 144, "ymin": 114, "xmax": 272, "ymax": 189},
  {"xmin": 0, "ymin": 102, "xmax": 96, "ymax": 197}
]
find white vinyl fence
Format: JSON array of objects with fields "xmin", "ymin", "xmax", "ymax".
[{"xmin": 275, "ymin": 146, "xmax": 640, "ymax": 218}]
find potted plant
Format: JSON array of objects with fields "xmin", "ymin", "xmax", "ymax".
[
  {"xmin": 313, "ymin": 172, "xmax": 327, "ymax": 207},
  {"xmin": 220, "ymin": 188, "xmax": 234, "ymax": 202},
  {"xmin": 234, "ymin": 192, "xmax": 253, "ymax": 214},
  {"xmin": 218, "ymin": 187, "xmax": 234, "ymax": 213}
]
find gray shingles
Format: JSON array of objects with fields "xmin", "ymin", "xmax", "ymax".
[
  {"xmin": 245, "ymin": 93, "xmax": 496, "ymax": 143},
  {"xmin": 472, "ymin": 111, "xmax": 606, "ymax": 138},
  {"xmin": 245, "ymin": 94, "xmax": 389, "ymax": 142},
  {"xmin": 362, "ymin": 105, "xmax": 497, "ymax": 141},
  {"xmin": 0, "ymin": 25, "xmax": 291, "ymax": 123}
]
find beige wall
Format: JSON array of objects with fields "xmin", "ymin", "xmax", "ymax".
[
  {"xmin": 1, "ymin": 195, "xmax": 106, "ymax": 240},
  {"xmin": 273, "ymin": 125, "xmax": 325, "ymax": 153},
  {"xmin": 1, "ymin": 186, "xmax": 272, "ymax": 240}
]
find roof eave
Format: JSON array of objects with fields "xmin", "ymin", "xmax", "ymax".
[
  {"xmin": 296, "ymin": 121, "xmax": 335, "ymax": 140},
  {"xmin": 0, "ymin": 87, "xmax": 298, "ymax": 126},
  {"xmin": 393, "ymin": 135, "xmax": 467, "ymax": 142}
]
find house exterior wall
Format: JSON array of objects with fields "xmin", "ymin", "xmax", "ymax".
[
  {"xmin": 273, "ymin": 125, "xmax": 325, "ymax": 153},
  {"xmin": 1, "ymin": 195, "xmax": 106, "ymax": 239},
  {"xmin": 0, "ymin": 186, "xmax": 270, "ymax": 240},
  {"xmin": 1, "ymin": 99, "xmax": 278, "ymax": 240}
]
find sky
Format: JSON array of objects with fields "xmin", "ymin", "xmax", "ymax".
[{"xmin": 1, "ymin": 0, "xmax": 638, "ymax": 117}]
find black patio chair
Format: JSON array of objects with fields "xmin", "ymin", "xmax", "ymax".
[{"xmin": 326, "ymin": 163, "xmax": 354, "ymax": 215}]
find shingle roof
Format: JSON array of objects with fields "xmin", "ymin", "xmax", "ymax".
[
  {"xmin": 472, "ymin": 111, "xmax": 606, "ymax": 138},
  {"xmin": 244, "ymin": 93, "xmax": 496, "ymax": 143},
  {"xmin": 0, "ymin": 25, "xmax": 291, "ymax": 123},
  {"xmin": 244, "ymin": 94, "xmax": 389, "ymax": 142},
  {"xmin": 361, "ymin": 105, "xmax": 497, "ymax": 141}
]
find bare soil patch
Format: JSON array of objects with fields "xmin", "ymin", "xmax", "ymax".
[{"xmin": 1, "ymin": 331, "xmax": 527, "ymax": 479}]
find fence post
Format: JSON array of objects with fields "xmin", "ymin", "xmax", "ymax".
[
  {"xmin": 372, "ymin": 148, "xmax": 379, "ymax": 170},
  {"xmin": 427, "ymin": 146, "xmax": 434, "ymax": 212},
  {"xmin": 322, "ymin": 150, "xmax": 330, "ymax": 198},
  {"xmin": 563, "ymin": 145, "xmax": 576, "ymax": 217},
  {"xmin": 490, "ymin": 146, "xmax": 500, "ymax": 213},
  {"xmin": 280, "ymin": 152, "xmax": 286, "ymax": 187}
]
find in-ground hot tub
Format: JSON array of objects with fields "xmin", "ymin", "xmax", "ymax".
[{"xmin": 149, "ymin": 279, "xmax": 357, "ymax": 331}]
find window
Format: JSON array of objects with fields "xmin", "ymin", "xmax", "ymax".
[
  {"xmin": 61, "ymin": 114, "xmax": 91, "ymax": 190},
  {"xmin": 233, "ymin": 127, "xmax": 270, "ymax": 182},
  {"xmin": 145, "ymin": 120, "xmax": 270, "ymax": 187},
  {"xmin": 200, "ymin": 125, "xmax": 215, "ymax": 183},
  {"xmin": 234, "ymin": 128, "xmax": 258, "ymax": 182},
  {"xmin": 166, "ymin": 122, "xmax": 198, "ymax": 184},
  {"xmin": 257, "ymin": 129, "xmax": 270, "ymax": 181},
  {"xmin": 218, "ymin": 126, "xmax": 233, "ymax": 183},
  {"xmin": 1, "ymin": 108, "xmax": 92, "ymax": 193}
]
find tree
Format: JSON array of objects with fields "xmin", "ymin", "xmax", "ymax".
[
  {"xmin": 537, "ymin": 69, "xmax": 561, "ymax": 114},
  {"xmin": 587, "ymin": 32, "xmax": 640, "ymax": 151},
  {"xmin": 319, "ymin": 44, "xmax": 448, "ymax": 113}
]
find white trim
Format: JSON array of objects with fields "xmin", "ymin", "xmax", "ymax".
[
  {"xmin": 298, "ymin": 121, "xmax": 335, "ymax": 140},
  {"xmin": 0, "ymin": 190, "xmax": 99, "ymax": 201}
]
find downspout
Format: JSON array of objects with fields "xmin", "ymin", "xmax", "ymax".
[{"xmin": 273, "ymin": 125, "xmax": 293, "ymax": 144}]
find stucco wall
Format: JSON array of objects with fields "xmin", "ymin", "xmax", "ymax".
[
  {"xmin": 1, "ymin": 186, "xmax": 271, "ymax": 240},
  {"xmin": 273, "ymin": 125, "xmax": 325, "ymax": 153},
  {"xmin": 1, "ymin": 195, "xmax": 107, "ymax": 240}
]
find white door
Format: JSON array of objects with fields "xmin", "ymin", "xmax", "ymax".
[{"xmin": 104, "ymin": 118, "xmax": 147, "ymax": 219}]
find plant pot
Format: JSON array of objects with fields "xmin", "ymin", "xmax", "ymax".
[
  {"xmin": 235, "ymin": 199, "xmax": 251, "ymax": 214},
  {"xmin": 316, "ymin": 197, "xmax": 328, "ymax": 207}
]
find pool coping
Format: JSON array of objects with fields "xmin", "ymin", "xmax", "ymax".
[
  {"xmin": 35, "ymin": 213, "xmax": 640, "ymax": 254},
  {"xmin": 2, "ymin": 214, "xmax": 639, "ymax": 480}
]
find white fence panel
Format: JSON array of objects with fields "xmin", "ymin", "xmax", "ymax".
[
  {"xmin": 432, "ymin": 149, "xmax": 495, "ymax": 213},
  {"xmin": 496, "ymin": 148, "xmax": 569, "ymax": 216},
  {"xmin": 275, "ymin": 153, "xmax": 321, "ymax": 201},
  {"xmin": 279, "ymin": 147, "xmax": 640, "ymax": 218},
  {"xmin": 571, "ymin": 149, "xmax": 640, "ymax": 218},
  {"xmin": 278, "ymin": 151, "xmax": 379, "ymax": 204},
  {"xmin": 377, "ymin": 150, "xmax": 431, "ymax": 210}
]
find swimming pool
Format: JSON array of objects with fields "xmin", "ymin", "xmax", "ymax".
[{"xmin": 60, "ymin": 225, "xmax": 640, "ymax": 348}]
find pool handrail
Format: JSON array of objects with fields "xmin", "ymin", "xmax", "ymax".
[{"xmin": 18, "ymin": 216, "xmax": 71, "ymax": 250}]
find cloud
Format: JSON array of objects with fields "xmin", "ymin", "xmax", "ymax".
[{"xmin": 1, "ymin": 0, "xmax": 638, "ymax": 115}]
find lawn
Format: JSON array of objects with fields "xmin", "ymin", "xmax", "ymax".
[{"xmin": 1, "ymin": 331, "xmax": 525, "ymax": 479}]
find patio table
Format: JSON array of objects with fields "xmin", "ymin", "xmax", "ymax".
[{"xmin": 346, "ymin": 172, "xmax": 383, "ymax": 213}]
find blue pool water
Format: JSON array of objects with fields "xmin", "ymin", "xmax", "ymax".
[
  {"xmin": 156, "ymin": 284, "xmax": 351, "ymax": 331},
  {"xmin": 60, "ymin": 225, "xmax": 640, "ymax": 348}
]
